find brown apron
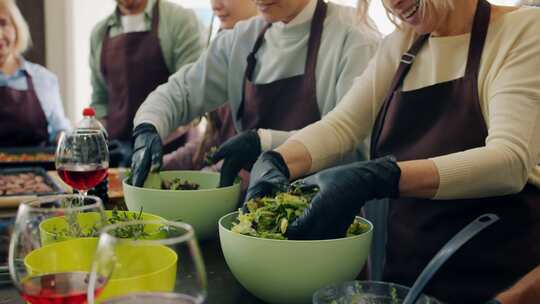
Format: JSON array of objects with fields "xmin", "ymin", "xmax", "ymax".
[
  {"xmin": 237, "ymin": 0, "xmax": 327, "ymax": 130},
  {"xmin": 101, "ymin": 0, "xmax": 170, "ymax": 141},
  {"xmin": 0, "ymin": 71, "xmax": 48, "ymax": 147},
  {"xmin": 215, "ymin": 105, "xmax": 237, "ymax": 140},
  {"xmin": 371, "ymin": 1, "xmax": 540, "ymax": 303}
]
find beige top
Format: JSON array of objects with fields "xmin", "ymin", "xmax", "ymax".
[{"xmin": 289, "ymin": 7, "xmax": 540, "ymax": 199}]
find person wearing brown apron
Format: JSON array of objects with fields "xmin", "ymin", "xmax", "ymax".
[
  {"xmin": 242, "ymin": 0, "xmax": 540, "ymax": 303},
  {"xmin": 89, "ymin": 0, "xmax": 203, "ymax": 151},
  {"xmin": 130, "ymin": 0, "xmax": 380, "ymax": 187},
  {"xmin": 100, "ymin": 1, "xmax": 170, "ymax": 142},
  {"xmin": 210, "ymin": 0, "xmax": 327, "ymax": 188},
  {"xmin": 0, "ymin": 1, "xmax": 70, "ymax": 147},
  {"xmin": 372, "ymin": 1, "xmax": 540, "ymax": 302}
]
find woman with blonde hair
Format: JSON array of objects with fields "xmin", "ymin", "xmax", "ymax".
[
  {"xmin": 242, "ymin": 0, "xmax": 540, "ymax": 303},
  {"xmin": 0, "ymin": 0, "xmax": 71, "ymax": 146}
]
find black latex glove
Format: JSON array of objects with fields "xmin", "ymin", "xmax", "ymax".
[
  {"xmin": 131, "ymin": 123, "xmax": 163, "ymax": 187},
  {"xmin": 212, "ymin": 130, "xmax": 261, "ymax": 187},
  {"xmin": 483, "ymin": 300, "xmax": 501, "ymax": 304},
  {"xmin": 286, "ymin": 156, "xmax": 401, "ymax": 240},
  {"xmin": 245, "ymin": 151, "xmax": 290, "ymax": 204}
]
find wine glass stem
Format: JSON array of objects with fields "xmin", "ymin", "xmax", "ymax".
[{"xmin": 78, "ymin": 190, "xmax": 88, "ymax": 205}]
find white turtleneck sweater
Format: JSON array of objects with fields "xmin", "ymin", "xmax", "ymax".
[
  {"xmin": 134, "ymin": 0, "xmax": 380, "ymax": 155},
  {"xmin": 290, "ymin": 7, "xmax": 540, "ymax": 199}
]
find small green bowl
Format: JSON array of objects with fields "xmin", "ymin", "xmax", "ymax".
[
  {"xmin": 219, "ymin": 211, "xmax": 373, "ymax": 304},
  {"xmin": 24, "ymin": 238, "xmax": 177, "ymax": 302},
  {"xmin": 39, "ymin": 210, "xmax": 166, "ymax": 245},
  {"xmin": 123, "ymin": 171, "xmax": 241, "ymax": 240}
]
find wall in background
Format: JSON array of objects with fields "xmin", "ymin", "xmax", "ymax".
[
  {"xmin": 18, "ymin": 0, "xmax": 46, "ymax": 66},
  {"xmin": 44, "ymin": 0, "xmax": 75, "ymax": 121}
]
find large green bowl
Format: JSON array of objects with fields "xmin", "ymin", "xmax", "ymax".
[
  {"xmin": 24, "ymin": 238, "xmax": 177, "ymax": 302},
  {"xmin": 218, "ymin": 211, "xmax": 373, "ymax": 304},
  {"xmin": 123, "ymin": 171, "xmax": 241, "ymax": 240},
  {"xmin": 39, "ymin": 210, "xmax": 166, "ymax": 245}
]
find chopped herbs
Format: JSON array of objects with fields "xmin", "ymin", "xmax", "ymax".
[
  {"xmin": 107, "ymin": 207, "xmax": 149, "ymax": 239},
  {"xmin": 161, "ymin": 178, "xmax": 200, "ymax": 190},
  {"xmin": 231, "ymin": 182, "xmax": 369, "ymax": 240},
  {"xmin": 51, "ymin": 207, "xmax": 150, "ymax": 240}
]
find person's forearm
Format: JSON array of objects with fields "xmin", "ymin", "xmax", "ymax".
[
  {"xmin": 275, "ymin": 140, "xmax": 312, "ymax": 180},
  {"xmin": 397, "ymin": 159, "xmax": 440, "ymax": 198},
  {"xmin": 495, "ymin": 265, "xmax": 540, "ymax": 304}
]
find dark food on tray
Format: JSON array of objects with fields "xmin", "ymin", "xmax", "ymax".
[
  {"xmin": 0, "ymin": 152, "xmax": 55, "ymax": 162},
  {"xmin": 232, "ymin": 182, "xmax": 370, "ymax": 240},
  {"xmin": 161, "ymin": 178, "xmax": 200, "ymax": 190},
  {"xmin": 0, "ymin": 172, "xmax": 53, "ymax": 195}
]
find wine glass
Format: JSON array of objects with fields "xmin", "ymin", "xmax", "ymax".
[
  {"xmin": 56, "ymin": 129, "xmax": 109, "ymax": 197},
  {"xmin": 88, "ymin": 221, "xmax": 207, "ymax": 304},
  {"xmin": 8, "ymin": 194, "xmax": 107, "ymax": 304}
]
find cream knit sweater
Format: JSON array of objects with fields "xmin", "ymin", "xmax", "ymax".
[{"xmin": 289, "ymin": 7, "xmax": 540, "ymax": 199}]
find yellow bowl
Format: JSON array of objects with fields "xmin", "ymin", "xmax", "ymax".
[
  {"xmin": 39, "ymin": 211, "xmax": 166, "ymax": 245},
  {"xmin": 24, "ymin": 238, "xmax": 177, "ymax": 301}
]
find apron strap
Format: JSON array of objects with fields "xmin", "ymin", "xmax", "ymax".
[
  {"xmin": 151, "ymin": 0, "xmax": 160, "ymax": 35},
  {"xmin": 22, "ymin": 70, "xmax": 36, "ymax": 93},
  {"xmin": 303, "ymin": 0, "xmax": 328, "ymax": 91},
  {"xmin": 465, "ymin": 0, "xmax": 491, "ymax": 80},
  {"xmin": 245, "ymin": 23, "xmax": 272, "ymax": 81},
  {"xmin": 369, "ymin": 34, "xmax": 429, "ymax": 158}
]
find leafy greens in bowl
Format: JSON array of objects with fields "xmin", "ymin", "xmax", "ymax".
[
  {"xmin": 232, "ymin": 183, "xmax": 370, "ymax": 240},
  {"xmin": 219, "ymin": 210, "xmax": 373, "ymax": 304}
]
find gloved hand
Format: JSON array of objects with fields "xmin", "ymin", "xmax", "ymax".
[
  {"xmin": 212, "ymin": 130, "xmax": 261, "ymax": 187},
  {"xmin": 286, "ymin": 156, "xmax": 401, "ymax": 240},
  {"xmin": 244, "ymin": 151, "xmax": 290, "ymax": 204},
  {"xmin": 131, "ymin": 123, "xmax": 163, "ymax": 187}
]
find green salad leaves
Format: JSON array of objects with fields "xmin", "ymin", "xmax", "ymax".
[{"xmin": 231, "ymin": 183, "xmax": 370, "ymax": 240}]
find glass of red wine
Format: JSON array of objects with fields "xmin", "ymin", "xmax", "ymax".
[
  {"xmin": 8, "ymin": 194, "xmax": 107, "ymax": 304},
  {"xmin": 56, "ymin": 129, "xmax": 109, "ymax": 197},
  {"xmin": 88, "ymin": 221, "xmax": 207, "ymax": 304}
]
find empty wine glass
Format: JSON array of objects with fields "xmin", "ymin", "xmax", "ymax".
[
  {"xmin": 88, "ymin": 221, "xmax": 207, "ymax": 304},
  {"xmin": 56, "ymin": 129, "xmax": 109, "ymax": 197},
  {"xmin": 9, "ymin": 194, "xmax": 107, "ymax": 304}
]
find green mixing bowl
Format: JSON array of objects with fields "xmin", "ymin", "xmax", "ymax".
[
  {"xmin": 39, "ymin": 210, "xmax": 166, "ymax": 245},
  {"xmin": 219, "ymin": 211, "xmax": 373, "ymax": 304},
  {"xmin": 24, "ymin": 238, "xmax": 177, "ymax": 302},
  {"xmin": 123, "ymin": 171, "xmax": 241, "ymax": 240}
]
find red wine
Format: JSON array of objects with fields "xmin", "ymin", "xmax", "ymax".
[
  {"xmin": 57, "ymin": 166, "xmax": 108, "ymax": 191},
  {"xmin": 20, "ymin": 272, "xmax": 106, "ymax": 304},
  {"xmin": 102, "ymin": 292, "xmax": 201, "ymax": 304}
]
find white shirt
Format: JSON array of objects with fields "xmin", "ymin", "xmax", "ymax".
[{"xmin": 121, "ymin": 13, "xmax": 146, "ymax": 33}]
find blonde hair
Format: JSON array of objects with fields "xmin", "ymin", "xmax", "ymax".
[
  {"xmin": 0, "ymin": 0, "xmax": 31, "ymax": 55},
  {"xmin": 357, "ymin": 0, "xmax": 454, "ymax": 31}
]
